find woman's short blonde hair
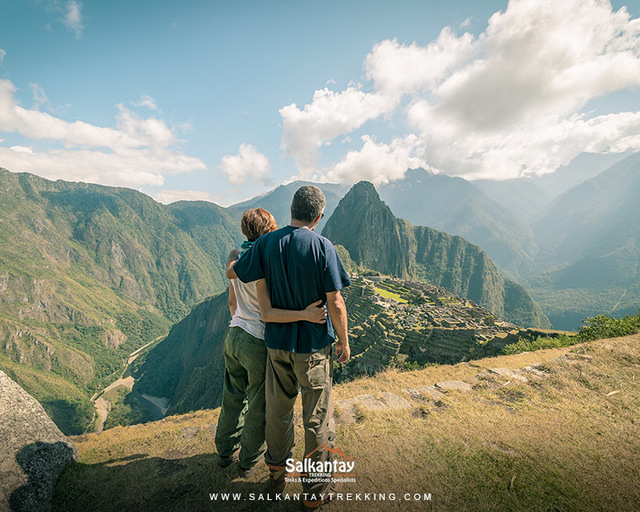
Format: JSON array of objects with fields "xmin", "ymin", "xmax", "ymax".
[{"xmin": 241, "ymin": 208, "xmax": 277, "ymax": 241}]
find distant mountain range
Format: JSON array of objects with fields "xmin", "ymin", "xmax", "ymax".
[
  {"xmin": 475, "ymin": 151, "xmax": 629, "ymax": 219},
  {"xmin": 378, "ymin": 169, "xmax": 537, "ymax": 280},
  {"xmin": 234, "ymin": 152, "xmax": 639, "ymax": 330},
  {"xmin": 231, "ymin": 181, "xmax": 348, "ymax": 232},
  {"xmin": 524, "ymin": 152, "xmax": 640, "ymax": 328}
]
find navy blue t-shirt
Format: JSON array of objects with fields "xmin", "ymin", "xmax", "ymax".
[{"xmin": 233, "ymin": 225, "xmax": 351, "ymax": 353}]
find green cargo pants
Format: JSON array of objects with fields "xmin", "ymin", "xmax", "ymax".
[
  {"xmin": 264, "ymin": 344, "xmax": 335, "ymax": 495},
  {"xmin": 214, "ymin": 326, "xmax": 267, "ymax": 469}
]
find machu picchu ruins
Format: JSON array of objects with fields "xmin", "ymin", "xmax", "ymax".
[{"xmin": 337, "ymin": 274, "xmax": 558, "ymax": 380}]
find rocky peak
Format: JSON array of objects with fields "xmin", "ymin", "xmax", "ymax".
[{"xmin": 322, "ymin": 181, "xmax": 410, "ymax": 278}]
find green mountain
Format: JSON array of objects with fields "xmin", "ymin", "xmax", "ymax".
[
  {"xmin": 0, "ymin": 168, "xmax": 243, "ymax": 434},
  {"xmin": 323, "ymin": 181, "xmax": 550, "ymax": 328},
  {"xmin": 231, "ymin": 181, "xmax": 348, "ymax": 232},
  {"xmin": 524, "ymin": 152, "xmax": 640, "ymax": 329},
  {"xmin": 378, "ymin": 169, "xmax": 538, "ymax": 279}
]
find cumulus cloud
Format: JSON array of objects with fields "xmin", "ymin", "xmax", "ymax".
[
  {"xmin": 219, "ymin": 144, "xmax": 271, "ymax": 186},
  {"xmin": 280, "ymin": 87, "xmax": 398, "ymax": 175},
  {"xmin": 63, "ymin": 1, "xmax": 84, "ymax": 38},
  {"xmin": 0, "ymin": 79, "xmax": 205, "ymax": 187},
  {"xmin": 282, "ymin": 0, "xmax": 640, "ymax": 183},
  {"xmin": 364, "ymin": 28, "xmax": 475, "ymax": 97},
  {"xmin": 325, "ymin": 135, "xmax": 426, "ymax": 186},
  {"xmin": 405, "ymin": 0, "xmax": 640, "ymax": 178}
]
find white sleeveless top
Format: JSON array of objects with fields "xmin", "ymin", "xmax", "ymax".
[{"xmin": 229, "ymin": 277, "xmax": 265, "ymax": 340}]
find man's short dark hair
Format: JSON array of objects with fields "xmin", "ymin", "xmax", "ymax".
[{"xmin": 290, "ymin": 185, "xmax": 326, "ymax": 222}]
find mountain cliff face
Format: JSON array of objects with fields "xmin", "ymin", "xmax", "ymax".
[
  {"xmin": 0, "ymin": 168, "xmax": 243, "ymax": 434},
  {"xmin": 323, "ymin": 181, "xmax": 550, "ymax": 328}
]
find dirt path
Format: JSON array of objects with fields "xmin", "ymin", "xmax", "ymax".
[
  {"xmin": 92, "ymin": 376, "xmax": 135, "ymax": 433},
  {"xmin": 127, "ymin": 336, "xmax": 163, "ymax": 365},
  {"xmin": 90, "ymin": 335, "xmax": 165, "ymax": 433},
  {"xmin": 93, "ymin": 397, "xmax": 110, "ymax": 434}
]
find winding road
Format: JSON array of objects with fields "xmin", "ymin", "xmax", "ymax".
[{"xmin": 90, "ymin": 335, "xmax": 167, "ymax": 433}]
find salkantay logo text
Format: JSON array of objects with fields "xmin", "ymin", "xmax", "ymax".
[{"xmin": 286, "ymin": 444, "xmax": 356, "ymax": 484}]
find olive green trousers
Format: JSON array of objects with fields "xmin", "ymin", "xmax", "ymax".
[{"xmin": 214, "ymin": 326, "xmax": 267, "ymax": 469}]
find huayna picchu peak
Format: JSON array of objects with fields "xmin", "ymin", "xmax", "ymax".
[{"xmin": 323, "ymin": 181, "xmax": 550, "ymax": 329}]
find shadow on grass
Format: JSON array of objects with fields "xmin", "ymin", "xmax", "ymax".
[
  {"xmin": 10, "ymin": 441, "xmax": 76, "ymax": 512},
  {"xmin": 52, "ymin": 451, "xmax": 300, "ymax": 512}
]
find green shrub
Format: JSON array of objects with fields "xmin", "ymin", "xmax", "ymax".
[
  {"xmin": 503, "ymin": 310, "xmax": 640, "ymax": 355},
  {"xmin": 503, "ymin": 334, "xmax": 578, "ymax": 355},
  {"xmin": 577, "ymin": 312, "xmax": 640, "ymax": 341}
]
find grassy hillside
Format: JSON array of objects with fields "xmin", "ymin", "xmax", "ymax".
[
  {"xmin": 0, "ymin": 168, "xmax": 243, "ymax": 434},
  {"xmin": 323, "ymin": 181, "xmax": 550, "ymax": 328},
  {"xmin": 54, "ymin": 333, "xmax": 640, "ymax": 512}
]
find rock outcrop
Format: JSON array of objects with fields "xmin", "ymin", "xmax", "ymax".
[{"xmin": 0, "ymin": 370, "xmax": 78, "ymax": 512}]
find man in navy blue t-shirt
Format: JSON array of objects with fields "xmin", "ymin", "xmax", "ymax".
[{"xmin": 228, "ymin": 185, "xmax": 350, "ymax": 507}]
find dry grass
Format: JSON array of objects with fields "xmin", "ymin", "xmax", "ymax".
[{"xmin": 54, "ymin": 335, "xmax": 640, "ymax": 512}]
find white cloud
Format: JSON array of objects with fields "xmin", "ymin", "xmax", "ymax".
[
  {"xmin": 30, "ymin": 83, "xmax": 51, "ymax": 110},
  {"xmin": 280, "ymin": 87, "xmax": 398, "ymax": 175},
  {"xmin": 132, "ymin": 94, "xmax": 160, "ymax": 112},
  {"xmin": 9, "ymin": 145, "xmax": 34, "ymax": 154},
  {"xmin": 364, "ymin": 29, "xmax": 475, "ymax": 97},
  {"xmin": 283, "ymin": 0, "xmax": 640, "ymax": 183},
  {"xmin": 405, "ymin": 0, "xmax": 640, "ymax": 178},
  {"xmin": 219, "ymin": 144, "xmax": 271, "ymax": 186},
  {"xmin": 0, "ymin": 49, "xmax": 6, "ymax": 67},
  {"xmin": 325, "ymin": 135, "xmax": 426, "ymax": 186},
  {"xmin": 63, "ymin": 1, "xmax": 84, "ymax": 38},
  {"xmin": 0, "ymin": 79, "xmax": 205, "ymax": 187},
  {"xmin": 458, "ymin": 18, "xmax": 472, "ymax": 30},
  {"xmin": 153, "ymin": 189, "xmax": 219, "ymax": 204}
]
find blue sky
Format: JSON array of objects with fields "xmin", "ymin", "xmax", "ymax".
[{"xmin": 1, "ymin": 0, "xmax": 639, "ymax": 205}]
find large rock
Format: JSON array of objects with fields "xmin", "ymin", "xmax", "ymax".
[{"xmin": 0, "ymin": 370, "xmax": 78, "ymax": 512}]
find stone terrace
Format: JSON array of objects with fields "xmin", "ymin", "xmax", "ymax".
[{"xmin": 337, "ymin": 275, "xmax": 556, "ymax": 381}]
